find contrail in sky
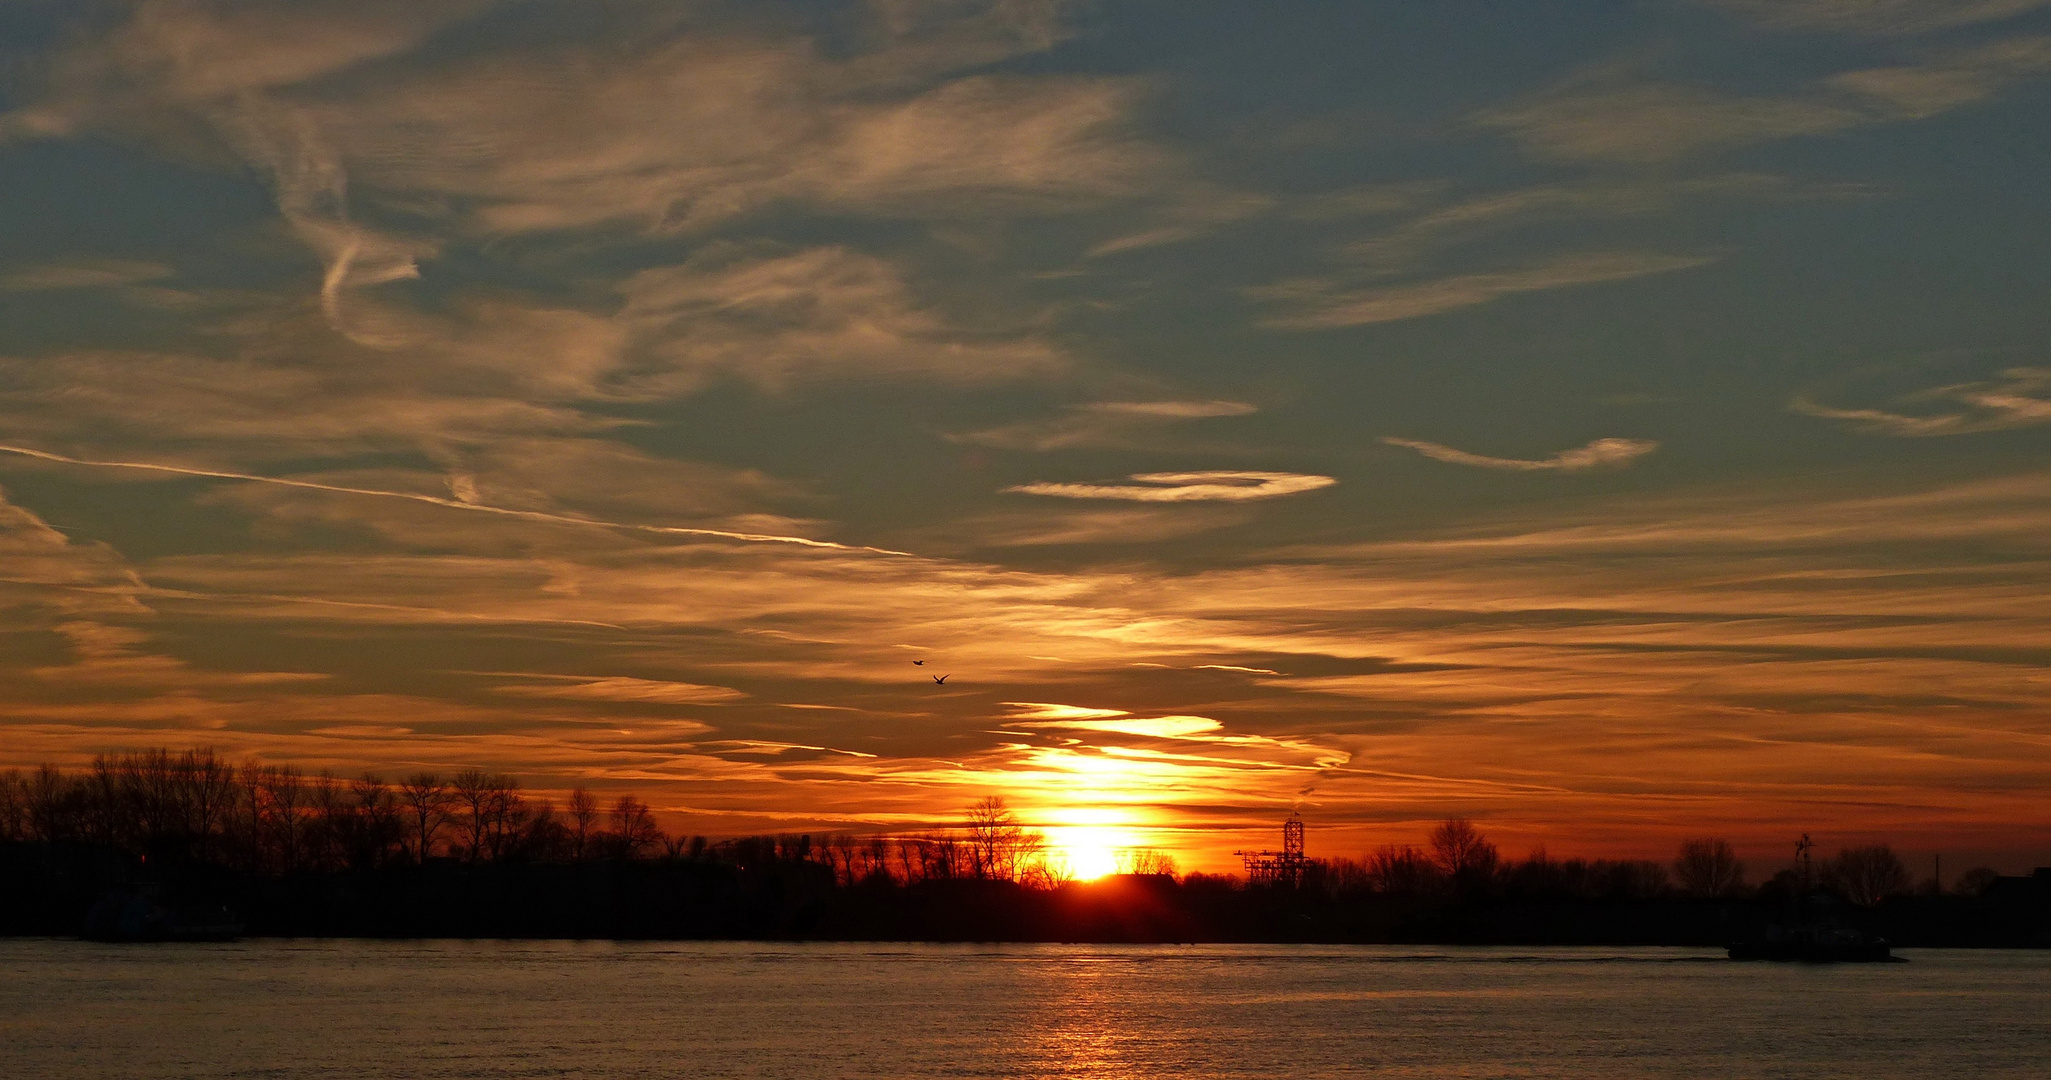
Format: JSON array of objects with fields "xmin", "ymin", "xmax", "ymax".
[{"xmin": 0, "ymin": 443, "xmax": 916, "ymax": 557}]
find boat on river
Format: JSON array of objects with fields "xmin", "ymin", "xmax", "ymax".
[
  {"xmin": 1726, "ymin": 833, "xmax": 1900, "ymax": 962},
  {"xmin": 1727, "ymin": 921, "xmax": 1895, "ymax": 962},
  {"xmin": 83, "ymin": 884, "xmax": 243, "ymax": 943}
]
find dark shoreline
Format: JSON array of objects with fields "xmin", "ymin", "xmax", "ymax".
[{"xmin": 7, "ymin": 936, "xmax": 2039, "ymax": 951}]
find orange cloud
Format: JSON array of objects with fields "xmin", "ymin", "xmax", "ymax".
[{"xmin": 1007, "ymin": 471, "xmax": 1336, "ymax": 502}]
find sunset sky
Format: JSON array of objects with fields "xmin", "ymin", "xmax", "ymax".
[{"xmin": 2, "ymin": 0, "xmax": 2049, "ymax": 874}]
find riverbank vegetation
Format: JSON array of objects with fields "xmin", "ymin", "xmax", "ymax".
[{"xmin": 2, "ymin": 749, "xmax": 2044, "ymax": 945}]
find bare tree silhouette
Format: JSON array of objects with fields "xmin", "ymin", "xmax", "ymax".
[
  {"xmin": 1674, "ymin": 838, "xmax": 1746, "ymax": 897},
  {"xmin": 263, "ymin": 765, "xmax": 305, "ymax": 872},
  {"xmin": 0, "ymin": 769, "xmax": 26, "ymax": 841},
  {"xmin": 1826, "ymin": 844, "xmax": 1912, "ymax": 907},
  {"xmin": 1120, "ymin": 848, "xmax": 1178, "ymax": 877},
  {"xmin": 451, "ymin": 769, "xmax": 491, "ymax": 861},
  {"xmin": 479, "ymin": 775, "xmax": 527, "ymax": 862},
  {"xmin": 352, "ymin": 774, "xmax": 406, "ymax": 870},
  {"xmin": 306, "ymin": 770, "xmax": 347, "ymax": 869},
  {"xmin": 1955, "ymin": 866, "xmax": 2001, "ymax": 896},
  {"xmin": 864, "ymin": 836, "xmax": 892, "ymax": 884},
  {"xmin": 568, "ymin": 788, "xmax": 599, "ymax": 861},
  {"xmin": 1428, "ymin": 819, "xmax": 1498, "ymax": 886},
  {"xmin": 610, "ymin": 795, "xmax": 660, "ymax": 858},
  {"xmin": 893, "ymin": 835, "xmax": 923, "ymax": 883},
  {"xmin": 189, "ymin": 750, "xmax": 237, "ymax": 864},
  {"xmin": 825, "ymin": 833, "xmax": 860, "ymax": 887},
  {"xmin": 399, "ymin": 773, "xmax": 453, "ymax": 865},
  {"xmin": 1366, "ymin": 845, "xmax": 1438, "ymax": 895},
  {"xmin": 523, "ymin": 797, "xmax": 566, "ymax": 860}
]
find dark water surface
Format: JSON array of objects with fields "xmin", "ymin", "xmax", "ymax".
[{"xmin": 3, "ymin": 940, "xmax": 2046, "ymax": 1078}]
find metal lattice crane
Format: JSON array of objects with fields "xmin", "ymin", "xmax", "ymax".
[{"xmin": 1237, "ymin": 813, "xmax": 1310, "ymax": 888}]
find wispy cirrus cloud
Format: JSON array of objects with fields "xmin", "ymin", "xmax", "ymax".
[
  {"xmin": 315, "ymin": 58, "xmax": 1162, "ymax": 234},
  {"xmin": 1703, "ymin": 0, "xmax": 2051, "ymax": 36},
  {"xmin": 1001, "ymin": 703, "xmax": 1132, "ymax": 722},
  {"xmin": 1383, "ymin": 437, "xmax": 1660, "ymax": 471},
  {"xmin": 0, "ymin": 260, "xmax": 173, "ymax": 291},
  {"xmin": 1794, "ymin": 367, "xmax": 2051, "ymax": 435},
  {"xmin": 6, "ymin": 1, "xmax": 1143, "ymax": 233},
  {"xmin": 489, "ymin": 675, "xmax": 748, "ymax": 706},
  {"xmin": 0, "ymin": 443, "xmax": 909, "ymax": 556},
  {"xmin": 999, "ymin": 711, "xmax": 1344, "ymax": 778},
  {"xmin": 1083, "ymin": 190, "xmax": 1278, "ymax": 257},
  {"xmin": 208, "ymin": 96, "xmax": 437, "ymax": 342},
  {"xmin": 0, "ymin": 488, "xmax": 150, "ymax": 619},
  {"xmin": 617, "ymin": 246, "xmax": 1067, "ymax": 393},
  {"xmin": 1341, "ymin": 174, "xmax": 1870, "ymax": 273},
  {"xmin": 5, "ymin": 0, "xmax": 2051, "ymax": 868},
  {"xmin": 0, "ymin": 0, "xmax": 490, "ymax": 137},
  {"xmin": 1083, "ymin": 401, "xmax": 1258, "ymax": 419},
  {"xmin": 1011, "ymin": 714, "xmax": 1224, "ymax": 739},
  {"xmin": 1476, "ymin": 37, "xmax": 2051, "ymax": 164},
  {"xmin": 0, "ymin": 2, "xmax": 485, "ymax": 337},
  {"xmin": 1006, "ymin": 470, "xmax": 1335, "ymax": 502},
  {"xmin": 0, "ymin": 246, "xmax": 1069, "ymax": 492},
  {"xmin": 1245, "ymin": 176, "xmax": 1858, "ymax": 340},
  {"xmin": 0, "ymin": 1, "xmax": 1136, "ymax": 395},
  {"xmin": 1474, "ymin": 79, "xmax": 1861, "ymax": 165},
  {"xmin": 1828, "ymin": 36, "xmax": 2051, "ymax": 116},
  {"xmin": 951, "ymin": 399, "xmax": 1256, "ymax": 451},
  {"xmin": 0, "ymin": 345, "xmax": 616, "ymax": 457},
  {"xmin": 698, "ymin": 740, "xmax": 878, "ymax": 760},
  {"xmin": 925, "ymin": 505, "xmax": 1255, "ymax": 549},
  {"xmin": 10, "ymin": 454, "xmax": 2051, "ymax": 860},
  {"xmin": 1079, "ymin": 182, "xmax": 1442, "ymax": 262},
  {"xmin": 1255, "ymin": 252, "xmax": 1711, "ymax": 329}
]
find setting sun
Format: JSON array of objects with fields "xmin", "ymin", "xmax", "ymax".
[
  {"xmin": 1053, "ymin": 827, "xmax": 1122, "ymax": 881},
  {"xmin": 1041, "ymin": 807, "xmax": 1152, "ymax": 881}
]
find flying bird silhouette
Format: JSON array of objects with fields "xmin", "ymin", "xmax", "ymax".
[
  {"xmin": 932, "ymin": 674, "xmax": 950, "ymax": 685},
  {"xmin": 912, "ymin": 660, "xmax": 925, "ymax": 666}
]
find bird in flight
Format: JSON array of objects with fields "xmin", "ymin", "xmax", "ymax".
[
  {"xmin": 932, "ymin": 674, "xmax": 950, "ymax": 685},
  {"xmin": 912, "ymin": 660, "xmax": 925, "ymax": 666}
]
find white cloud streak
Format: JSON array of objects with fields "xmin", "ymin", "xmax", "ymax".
[
  {"xmin": 1012, "ymin": 715, "xmax": 1224, "ymax": 739},
  {"xmin": 1083, "ymin": 400, "xmax": 1258, "ymax": 419},
  {"xmin": 0, "ymin": 443, "xmax": 914, "ymax": 556},
  {"xmin": 1001, "ymin": 702, "xmax": 1131, "ymax": 721},
  {"xmin": 1383, "ymin": 436, "xmax": 1660, "ymax": 471},
  {"xmin": 1006, "ymin": 470, "xmax": 1336, "ymax": 503}
]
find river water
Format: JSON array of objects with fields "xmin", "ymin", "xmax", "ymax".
[{"xmin": 2, "ymin": 940, "xmax": 2045, "ymax": 1078}]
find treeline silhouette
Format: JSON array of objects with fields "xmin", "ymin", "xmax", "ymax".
[
  {"xmin": 4, "ymin": 749, "xmax": 712, "ymax": 873},
  {"xmin": 0, "ymin": 753, "xmax": 1099, "ymax": 886},
  {"xmin": 1314, "ymin": 822, "xmax": 1976, "ymax": 907},
  {"xmin": 2, "ymin": 749, "xmax": 2045, "ymax": 945}
]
